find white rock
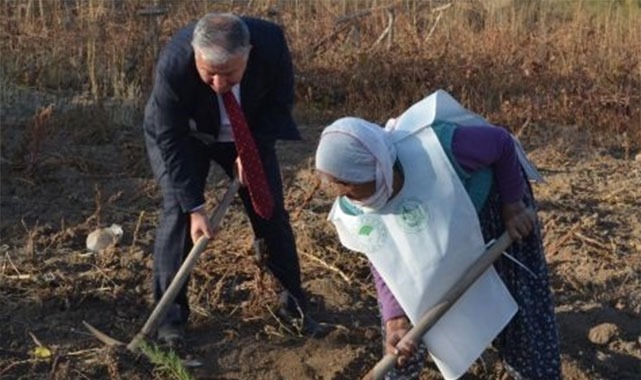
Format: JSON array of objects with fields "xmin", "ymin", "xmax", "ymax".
[
  {"xmin": 86, "ymin": 224, "xmax": 123, "ymax": 253},
  {"xmin": 588, "ymin": 323, "xmax": 619, "ymax": 345}
]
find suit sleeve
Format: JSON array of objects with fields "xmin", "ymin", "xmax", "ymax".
[
  {"xmin": 254, "ymin": 27, "xmax": 299, "ymax": 143},
  {"xmin": 148, "ymin": 58, "xmax": 206, "ymax": 212}
]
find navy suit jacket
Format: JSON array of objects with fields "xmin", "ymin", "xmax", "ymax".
[{"xmin": 143, "ymin": 17, "xmax": 300, "ymax": 212}]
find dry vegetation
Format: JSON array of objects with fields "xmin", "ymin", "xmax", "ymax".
[
  {"xmin": 1, "ymin": 1, "xmax": 640, "ymax": 380},
  {"xmin": 2, "ymin": 0, "xmax": 640, "ymax": 152}
]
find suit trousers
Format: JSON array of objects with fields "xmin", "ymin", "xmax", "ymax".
[{"xmin": 146, "ymin": 137, "xmax": 305, "ymax": 328}]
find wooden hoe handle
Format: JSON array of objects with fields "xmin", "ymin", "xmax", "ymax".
[
  {"xmin": 126, "ymin": 179, "xmax": 241, "ymax": 351},
  {"xmin": 363, "ymin": 232, "xmax": 513, "ymax": 380}
]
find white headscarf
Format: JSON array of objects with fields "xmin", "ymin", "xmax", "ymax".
[{"xmin": 315, "ymin": 117, "xmax": 397, "ymax": 209}]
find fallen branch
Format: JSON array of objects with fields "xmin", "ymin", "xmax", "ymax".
[
  {"xmin": 292, "ymin": 177, "xmax": 321, "ymax": 220},
  {"xmin": 334, "ymin": 0, "xmax": 403, "ymax": 25},
  {"xmin": 546, "ymin": 220, "xmax": 582, "ymax": 256},
  {"xmin": 369, "ymin": 8, "xmax": 395, "ymax": 50},
  {"xmin": 424, "ymin": 4, "xmax": 450, "ymax": 43},
  {"xmin": 89, "ymin": 264, "xmax": 118, "ymax": 290},
  {"xmin": 573, "ymin": 232, "xmax": 610, "ymax": 251},
  {"xmin": 602, "ymin": 187, "xmax": 628, "ymax": 202},
  {"xmin": 308, "ymin": 22, "xmax": 353, "ymax": 57},
  {"xmin": 0, "ymin": 359, "xmax": 39, "ymax": 377},
  {"xmin": 2, "ymin": 249, "xmax": 29, "ymax": 280},
  {"xmin": 335, "ymin": 9, "xmax": 372, "ymax": 24},
  {"xmin": 128, "ymin": 210, "xmax": 145, "ymax": 254},
  {"xmin": 4, "ymin": 274, "xmax": 31, "ymax": 280},
  {"xmin": 310, "ymin": 1, "xmax": 403, "ymax": 57},
  {"xmin": 265, "ymin": 306, "xmax": 296, "ymax": 336},
  {"xmin": 64, "ymin": 348, "xmax": 103, "ymax": 357},
  {"xmin": 301, "ymin": 251, "xmax": 352, "ymax": 285},
  {"xmin": 515, "ymin": 117, "xmax": 531, "ymax": 139},
  {"xmin": 28, "ymin": 332, "xmax": 44, "ymax": 347}
]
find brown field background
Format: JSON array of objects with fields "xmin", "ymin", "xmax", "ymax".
[
  {"xmin": 1, "ymin": 0, "xmax": 640, "ymax": 154},
  {"xmin": 1, "ymin": 1, "xmax": 640, "ymax": 380}
]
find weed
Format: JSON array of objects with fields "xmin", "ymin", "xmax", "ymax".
[{"xmin": 138, "ymin": 340, "xmax": 195, "ymax": 380}]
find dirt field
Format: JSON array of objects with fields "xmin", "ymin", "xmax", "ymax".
[{"xmin": 1, "ymin": 93, "xmax": 640, "ymax": 380}]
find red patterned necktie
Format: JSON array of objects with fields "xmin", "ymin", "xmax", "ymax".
[{"xmin": 222, "ymin": 91, "xmax": 274, "ymax": 219}]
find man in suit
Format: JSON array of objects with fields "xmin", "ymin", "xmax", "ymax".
[{"xmin": 143, "ymin": 13, "xmax": 320, "ymax": 346}]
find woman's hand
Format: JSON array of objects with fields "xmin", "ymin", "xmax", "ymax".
[
  {"xmin": 385, "ymin": 316, "xmax": 417, "ymax": 368},
  {"xmin": 502, "ymin": 200, "xmax": 536, "ymax": 241}
]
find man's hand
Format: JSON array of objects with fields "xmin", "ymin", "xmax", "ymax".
[
  {"xmin": 189, "ymin": 208, "xmax": 215, "ymax": 243},
  {"xmin": 502, "ymin": 200, "xmax": 535, "ymax": 241},
  {"xmin": 385, "ymin": 316, "xmax": 417, "ymax": 368},
  {"xmin": 234, "ymin": 157, "xmax": 246, "ymax": 186}
]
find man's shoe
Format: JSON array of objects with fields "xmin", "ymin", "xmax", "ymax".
[
  {"xmin": 276, "ymin": 290, "xmax": 331, "ymax": 338},
  {"xmin": 157, "ymin": 323, "xmax": 185, "ymax": 349},
  {"xmin": 276, "ymin": 303, "xmax": 331, "ymax": 338},
  {"xmin": 299, "ymin": 314, "xmax": 331, "ymax": 338}
]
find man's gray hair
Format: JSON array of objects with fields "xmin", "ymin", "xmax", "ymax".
[{"xmin": 192, "ymin": 13, "xmax": 250, "ymax": 65}]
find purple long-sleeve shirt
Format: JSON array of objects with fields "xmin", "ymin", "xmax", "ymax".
[{"xmin": 373, "ymin": 125, "xmax": 525, "ymax": 322}]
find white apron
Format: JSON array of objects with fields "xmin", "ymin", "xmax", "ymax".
[
  {"xmin": 328, "ymin": 126, "xmax": 517, "ymax": 380},
  {"xmin": 388, "ymin": 89, "xmax": 543, "ymax": 182}
]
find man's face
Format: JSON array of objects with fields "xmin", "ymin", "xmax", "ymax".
[{"xmin": 194, "ymin": 48, "xmax": 249, "ymax": 94}]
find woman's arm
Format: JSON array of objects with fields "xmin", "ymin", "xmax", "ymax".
[
  {"xmin": 452, "ymin": 125, "xmax": 525, "ymax": 204},
  {"xmin": 452, "ymin": 125, "xmax": 535, "ymax": 240},
  {"xmin": 371, "ymin": 262, "xmax": 405, "ymax": 322}
]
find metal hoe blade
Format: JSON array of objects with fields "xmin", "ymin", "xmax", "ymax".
[{"xmin": 82, "ymin": 320, "xmax": 125, "ymax": 347}]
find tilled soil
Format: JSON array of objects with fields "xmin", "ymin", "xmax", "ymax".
[{"xmin": 1, "ymin": 101, "xmax": 640, "ymax": 380}]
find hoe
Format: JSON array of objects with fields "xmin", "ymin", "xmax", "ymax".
[
  {"xmin": 83, "ymin": 177, "xmax": 514, "ymax": 380},
  {"xmin": 83, "ymin": 179, "xmax": 241, "ymax": 352},
  {"xmin": 363, "ymin": 231, "xmax": 513, "ymax": 380}
]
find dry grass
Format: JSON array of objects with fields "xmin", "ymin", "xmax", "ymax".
[
  {"xmin": 1, "ymin": 3, "xmax": 639, "ymax": 379},
  {"xmin": 1, "ymin": 0, "xmax": 639, "ymax": 154}
]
